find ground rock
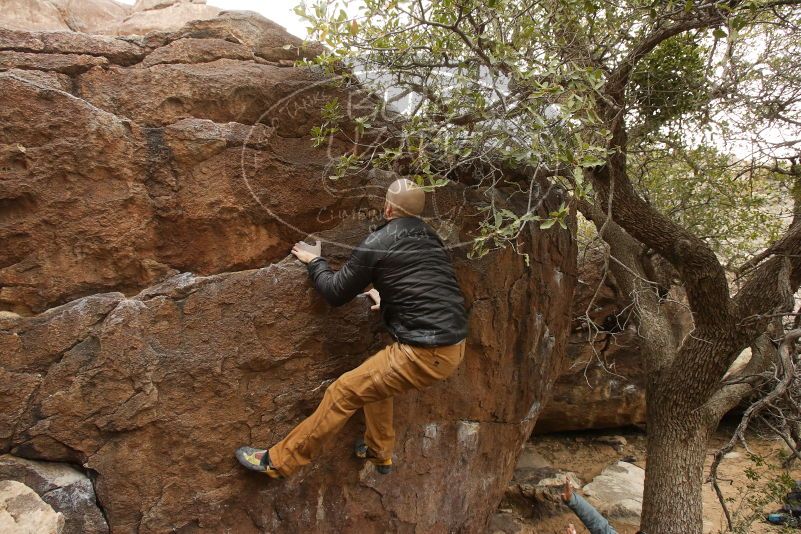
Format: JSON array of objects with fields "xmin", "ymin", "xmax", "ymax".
[
  {"xmin": 582, "ymin": 461, "xmax": 644, "ymax": 525},
  {"xmin": 0, "ymin": 479, "xmax": 65, "ymax": 534},
  {"xmin": 0, "ymin": 455, "xmax": 107, "ymax": 534},
  {"xmin": 594, "ymin": 435, "xmax": 628, "ymax": 450},
  {"xmin": 488, "ymin": 512, "xmax": 537, "ymax": 534},
  {"xmin": 515, "ymin": 442, "xmax": 551, "ymax": 470}
]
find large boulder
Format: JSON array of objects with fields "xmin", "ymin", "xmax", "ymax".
[
  {"xmin": 535, "ymin": 249, "xmax": 647, "ymax": 433},
  {"xmin": 0, "ymin": 11, "xmax": 578, "ymax": 534}
]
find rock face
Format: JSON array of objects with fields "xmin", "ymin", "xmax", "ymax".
[
  {"xmin": 0, "ymin": 14, "xmax": 330, "ymax": 315},
  {"xmin": 0, "ymin": 11, "xmax": 578, "ymax": 534},
  {"xmin": 536, "ymin": 248, "xmax": 694, "ymax": 433},
  {"xmin": 0, "ymin": 480, "xmax": 65, "ymax": 534},
  {"xmin": 0, "ymin": 0, "xmax": 222, "ymax": 35},
  {"xmin": 0, "ymin": 0, "xmax": 131, "ymax": 33},
  {"xmin": 535, "ymin": 249, "xmax": 647, "ymax": 433},
  {"xmin": 0, "ymin": 455, "xmax": 108, "ymax": 534},
  {"xmin": 111, "ymin": 1, "xmax": 221, "ymax": 36}
]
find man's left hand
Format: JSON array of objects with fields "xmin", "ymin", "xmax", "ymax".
[
  {"xmin": 291, "ymin": 240, "xmax": 321, "ymax": 264},
  {"xmin": 362, "ymin": 288, "xmax": 381, "ymax": 311}
]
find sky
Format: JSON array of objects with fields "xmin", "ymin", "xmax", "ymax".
[{"xmin": 117, "ymin": 0, "xmax": 309, "ymax": 38}]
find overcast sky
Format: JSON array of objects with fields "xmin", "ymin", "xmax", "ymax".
[{"xmin": 117, "ymin": 0, "xmax": 309, "ymax": 37}]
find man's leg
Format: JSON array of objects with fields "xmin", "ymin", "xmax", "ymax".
[
  {"xmin": 263, "ymin": 341, "xmax": 465, "ymax": 477},
  {"xmin": 363, "ymin": 397, "xmax": 394, "ymax": 461},
  {"xmin": 269, "ymin": 344, "xmax": 399, "ymax": 477}
]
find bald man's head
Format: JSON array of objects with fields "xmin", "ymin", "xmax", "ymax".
[{"xmin": 385, "ymin": 178, "xmax": 425, "ymax": 218}]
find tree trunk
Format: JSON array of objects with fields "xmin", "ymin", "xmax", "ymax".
[{"xmin": 640, "ymin": 390, "xmax": 710, "ymax": 534}]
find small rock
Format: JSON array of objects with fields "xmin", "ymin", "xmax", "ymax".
[
  {"xmin": 723, "ymin": 451, "xmax": 742, "ymax": 460},
  {"xmin": 488, "ymin": 511, "xmax": 534, "ymax": 534},
  {"xmin": 0, "ymin": 455, "xmax": 108, "ymax": 534},
  {"xmin": 515, "ymin": 443, "xmax": 551, "ymax": 470},
  {"xmin": 595, "ymin": 435, "xmax": 628, "ymax": 450},
  {"xmin": 0, "ymin": 480, "xmax": 65, "ymax": 534},
  {"xmin": 514, "ymin": 466, "xmax": 582, "ymax": 501}
]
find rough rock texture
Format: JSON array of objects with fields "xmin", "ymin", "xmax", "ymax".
[
  {"xmin": 0, "ymin": 480, "xmax": 64, "ymax": 534},
  {"xmin": 0, "ymin": 0, "xmax": 130, "ymax": 33},
  {"xmin": 535, "ymin": 250, "xmax": 647, "ymax": 433},
  {"xmin": 110, "ymin": 1, "xmax": 221, "ymax": 36},
  {"xmin": 536, "ymin": 248, "xmax": 695, "ymax": 433},
  {"xmin": 0, "ymin": 0, "xmax": 222, "ymax": 36},
  {"xmin": 0, "ymin": 455, "xmax": 108, "ymax": 534},
  {"xmin": 0, "ymin": 11, "xmax": 578, "ymax": 534},
  {"xmin": 0, "ymin": 14, "xmax": 337, "ymax": 315},
  {"xmin": 583, "ymin": 461, "xmax": 644, "ymax": 525}
]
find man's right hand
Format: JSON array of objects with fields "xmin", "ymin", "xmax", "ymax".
[
  {"xmin": 561, "ymin": 479, "xmax": 573, "ymax": 503},
  {"xmin": 291, "ymin": 240, "xmax": 321, "ymax": 264}
]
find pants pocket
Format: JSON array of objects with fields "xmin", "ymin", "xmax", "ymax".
[{"xmin": 434, "ymin": 342, "xmax": 465, "ymax": 375}]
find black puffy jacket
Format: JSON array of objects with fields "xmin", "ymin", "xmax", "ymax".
[{"xmin": 307, "ymin": 216, "xmax": 468, "ymax": 347}]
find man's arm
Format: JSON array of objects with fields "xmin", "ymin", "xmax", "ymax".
[
  {"xmin": 561, "ymin": 481, "xmax": 617, "ymax": 534},
  {"xmin": 566, "ymin": 494, "xmax": 618, "ymax": 534},
  {"xmin": 291, "ymin": 239, "xmax": 376, "ymax": 307}
]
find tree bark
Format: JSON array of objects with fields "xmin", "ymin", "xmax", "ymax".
[{"xmin": 641, "ymin": 387, "xmax": 711, "ymax": 534}]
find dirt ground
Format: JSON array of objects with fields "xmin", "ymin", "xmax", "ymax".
[{"xmin": 500, "ymin": 425, "xmax": 801, "ymax": 534}]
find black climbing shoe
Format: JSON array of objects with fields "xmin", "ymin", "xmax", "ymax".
[
  {"xmin": 354, "ymin": 439, "xmax": 392, "ymax": 475},
  {"xmin": 235, "ymin": 446, "xmax": 283, "ymax": 479}
]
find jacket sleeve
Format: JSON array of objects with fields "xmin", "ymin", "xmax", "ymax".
[
  {"xmin": 306, "ymin": 243, "xmax": 377, "ymax": 307},
  {"xmin": 567, "ymin": 494, "xmax": 618, "ymax": 534}
]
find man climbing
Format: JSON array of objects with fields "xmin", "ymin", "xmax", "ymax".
[{"xmin": 235, "ymin": 178, "xmax": 468, "ymax": 479}]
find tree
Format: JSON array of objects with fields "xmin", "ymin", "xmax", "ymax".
[{"xmin": 295, "ymin": 1, "xmax": 801, "ymax": 532}]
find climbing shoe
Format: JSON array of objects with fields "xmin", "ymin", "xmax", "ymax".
[
  {"xmin": 354, "ymin": 439, "xmax": 392, "ymax": 475},
  {"xmin": 235, "ymin": 446, "xmax": 283, "ymax": 479}
]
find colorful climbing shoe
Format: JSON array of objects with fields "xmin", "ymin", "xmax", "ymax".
[
  {"xmin": 235, "ymin": 446, "xmax": 283, "ymax": 479},
  {"xmin": 354, "ymin": 439, "xmax": 392, "ymax": 475}
]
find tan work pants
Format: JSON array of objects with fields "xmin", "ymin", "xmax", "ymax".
[{"xmin": 269, "ymin": 340, "xmax": 466, "ymax": 477}]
